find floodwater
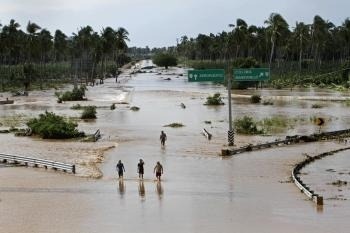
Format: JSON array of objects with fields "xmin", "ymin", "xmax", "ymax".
[{"xmin": 1, "ymin": 60, "xmax": 350, "ymax": 232}]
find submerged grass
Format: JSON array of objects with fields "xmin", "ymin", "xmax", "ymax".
[
  {"xmin": 311, "ymin": 103, "xmax": 323, "ymax": 109},
  {"xmin": 0, "ymin": 114, "xmax": 28, "ymax": 128},
  {"xmin": 234, "ymin": 115, "xmax": 295, "ymax": 135}
]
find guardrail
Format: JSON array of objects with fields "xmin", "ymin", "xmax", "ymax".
[
  {"xmin": 292, "ymin": 147, "xmax": 350, "ymax": 206},
  {"xmin": 0, "ymin": 153, "xmax": 76, "ymax": 174},
  {"xmin": 221, "ymin": 129, "xmax": 350, "ymax": 156}
]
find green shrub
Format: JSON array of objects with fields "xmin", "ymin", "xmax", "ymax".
[
  {"xmin": 81, "ymin": 106, "xmax": 97, "ymax": 119},
  {"xmin": 27, "ymin": 111, "xmax": 84, "ymax": 139},
  {"xmin": 205, "ymin": 93, "xmax": 224, "ymax": 105},
  {"xmin": 164, "ymin": 123, "xmax": 185, "ymax": 128},
  {"xmin": 345, "ymin": 99, "xmax": 350, "ymax": 107},
  {"xmin": 234, "ymin": 116, "xmax": 262, "ymax": 135},
  {"xmin": 250, "ymin": 95, "xmax": 261, "ymax": 104},
  {"xmin": 311, "ymin": 103, "xmax": 323, "ymax": 109},
  {"xmin": 152, "ymin": 53, "xmax": 178, "ymax": 69},
  {"xmin": 57, "ymin": 86, "xmax": 87, "ymax": 102},
  {"xmin": 130, "ymin": 106, "xmax": 140, "ymax": 111}
]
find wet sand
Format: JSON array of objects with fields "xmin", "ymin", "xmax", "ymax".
[{"xmin": 1, "ymin": 60, "xmax": 350, "ymax": 232}]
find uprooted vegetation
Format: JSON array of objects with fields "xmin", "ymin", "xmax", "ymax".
[
  {"xmin": 81, "ymin": 106, "xmax": 97, "ymax": 119},
  {"xmin": 164, "ymin": 123, "xmax": 185, "ymax": 128},
  {"xmin": 250, "ymin": 95, "xmax": 261, "ymax": 104},
  {"xmin": 56, "ymin": 85, "xmax": 87, "ymax": 102},
  {"xmin": 130, "ymin": 106, "xmax": 140, "ymax": 111},
  {"xmin": 27, "ymin": 111, "xmax": 84, "ymax": 139},
  {"xmin": 234, "ymin": 116, "xmax": 263, "ymax": 135},
  {"xmin": 204, "ymin": 93, "xmax": 224, "ymax": 105},
  {"xmin": 234, "ymin": 115, "xmax": 293, "ymax": 135}
]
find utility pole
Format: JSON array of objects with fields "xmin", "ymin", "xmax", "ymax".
[{"xmin": 227, "ymin": 64, "xmax": 234, "ymax": 146}]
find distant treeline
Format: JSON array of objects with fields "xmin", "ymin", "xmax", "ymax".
[
  {"xmin": 0, "ymin": 19, "xmax": 131, "ymax": 91},
  {"xmin": 176, "ymin": 13, "xmax": 350, "ymax": 73},
  {"xmin": 165, "ymin": 13, "xmax": 350, "ymax": 89}
]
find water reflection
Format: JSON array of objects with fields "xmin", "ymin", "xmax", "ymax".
[
  {"xmin": 118, "ymin": 179, "xmax": 125, "ymax": 196},
  {"xmin": 317, "ymin": 204, "xmax": 324, "ymax": 214},
  {"xmin": 138, "ymin": 180, "xmax": 146, "ymax": 199},
  {"xmin": 156, "ymin": 181, "xmax": 163, "ymax": 199}
]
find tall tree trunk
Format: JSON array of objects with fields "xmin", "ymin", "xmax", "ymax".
[
  {"xmin": 299, "ymin": 36, "xmax": 303, "ymax": 74},
  {"xmin": 235, "ymin": 44, "xmax": 240, "ymax": 58},
  {"xmin": 269, "ymin": 39, "xmax": 275, "ymax": 71}
]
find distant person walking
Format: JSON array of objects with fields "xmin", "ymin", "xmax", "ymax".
[
  {"xmin": 154, "ymin": 161, "xmax": 163, "ymax": 181},
  {"xmin": 116, "ymin": 160, "xmax": 125, "ymax": 179},
  {"xmin": 160, "ymin": 131, "xmax": 167, "ymax": 147},
  {"xmin": 138, "ymin": 159, "xmax": 145, "ymax": 179}
]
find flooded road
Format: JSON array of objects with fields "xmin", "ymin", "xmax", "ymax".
[{"xmin": 1, "ymin": 60, "xmax": 350, "ymax": 232}]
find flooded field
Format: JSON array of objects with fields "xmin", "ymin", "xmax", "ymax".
[{"xmin": 1, "ymin": 60, "xmax": 350, "ymax": 232}]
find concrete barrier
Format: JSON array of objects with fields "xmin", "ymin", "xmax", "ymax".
[
  {"xmin": 223, "ymin": 129, "xmax": 350, "ymax": 156},
  {"xmin": 292, "ymin": 147, "xmax": 350, "ymax": 206}
]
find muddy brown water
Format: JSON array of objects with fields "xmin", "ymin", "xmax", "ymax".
[{"xmin": 1, "ymin": 60, "xmax": 350, "ymax": 232}]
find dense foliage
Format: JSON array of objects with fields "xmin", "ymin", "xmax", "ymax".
[
  {"xmin": 234, "ymin": 116, "xmax": 262, "ymax": 135},
  {"xmin": 250, "ymin": 95, "xmax": 261, "ymax": 103},
  {"xmin": 81, "ymin": 106, "xmax": 97, "ymax": 119},
  {"xmin": 57, "ymin": 86, "xmax": 87, "ymax": 102},
  {"xmin": 27, "ymin": 111, "xmax": 84, "ymax": 139},
  {"xmin": 204, "ymin": 93, "xmax": 224, "ymax": 105},
  {"xmin": 234, "ymin": 115, "xmax": 292, "ymax": 135},
  {"xmin": 0, "ymin": 19, "xmax": 130, "ymax": 91},
  {"xmin": 152, "ymin": 53, "xmax": 178, "ymax": 69}
]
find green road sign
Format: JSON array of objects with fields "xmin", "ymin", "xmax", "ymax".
[
  {"xmin": 188, "ymin": 69, "xmax": 225, "ymax": 82},
  {"xmin": 234, "ymin": 68, "xmax": 270, "ymax": 81}
]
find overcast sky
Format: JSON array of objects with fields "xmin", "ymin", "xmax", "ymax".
[{"xmin": 1, "ymin": 0, "xmax": 349, "ymax": 48}]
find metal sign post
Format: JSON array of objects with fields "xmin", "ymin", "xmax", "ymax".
[
  {"xmin": 227, "ymin": 66, "xmax": 234, "ymax": 146},
  {"xmin": 188, "ymin": 68, "xmax": 234, "ymax": 146}
]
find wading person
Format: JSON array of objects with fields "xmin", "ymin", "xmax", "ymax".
[
  {"xmin": 154, "ymin": 161, "xmax": 163, "ymax": 181},
  {"xmin": 138, "ymin": 159, "xmax": 145, "ymax": 179},
  {"xmin": 160, "ymin": 131, "xmax": 167, "ymax": 147},
  {"xmin": 116, "ymin": 160, "xmax": 125, "ymax": 179}
]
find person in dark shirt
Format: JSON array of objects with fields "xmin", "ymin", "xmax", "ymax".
[
  {"xmin": 137, "ymin": 159, "xmax": 145, "ymax": 179},
  {"xmin": 160, "ymin": 131, "xmax": 167, "ymax": 147},
  {"xmin": 116, "ymin": 160, "xmax": 125, "ymax": 179}
]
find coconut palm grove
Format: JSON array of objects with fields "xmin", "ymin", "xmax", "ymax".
[{"xmin": 1, "ymin": 13, "xmax": 350, "ymax": 91}]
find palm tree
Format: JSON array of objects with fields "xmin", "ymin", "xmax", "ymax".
[
  {"xmin": 54, "ymin": 30, "xmax": 67, "ymax": 62},
  {"xmin": 293, "ymin": 22, "xmax": 310, "ymax": 72},
  {"xmin": 26, "ymin": 21, "xmax": 41, "ymax": 63},
  {"xmin": 38, "ymin": 29, "xmax": 53, "ymax": 89},
  {"xmin": 264, "ymin": 13, "xmax": 289, "ymax": 70},
  {"xmin": 341, "ymin": 18, "xmax": 350, "ymax": 60},
  {"xmin": 230, "ymin": 18, "xmax": 248, "ymax": 58},
  {"xmin": 311, "ymin": 15, "xmax": 334, "ymax": 68},
  {"xmin": 1, "ymin": 19, "xmax": 21, "ymax": 64},
  {"xmin": 115, "ymin": 27, "xmax": 129, "ymax": 65},
  {"xmin": 100, "ymin": 27, "xmax": 116, "ymax": 79},
  {"xmin": 72, "ymin": 26, "xmax": 96, "ymax": 84}
]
